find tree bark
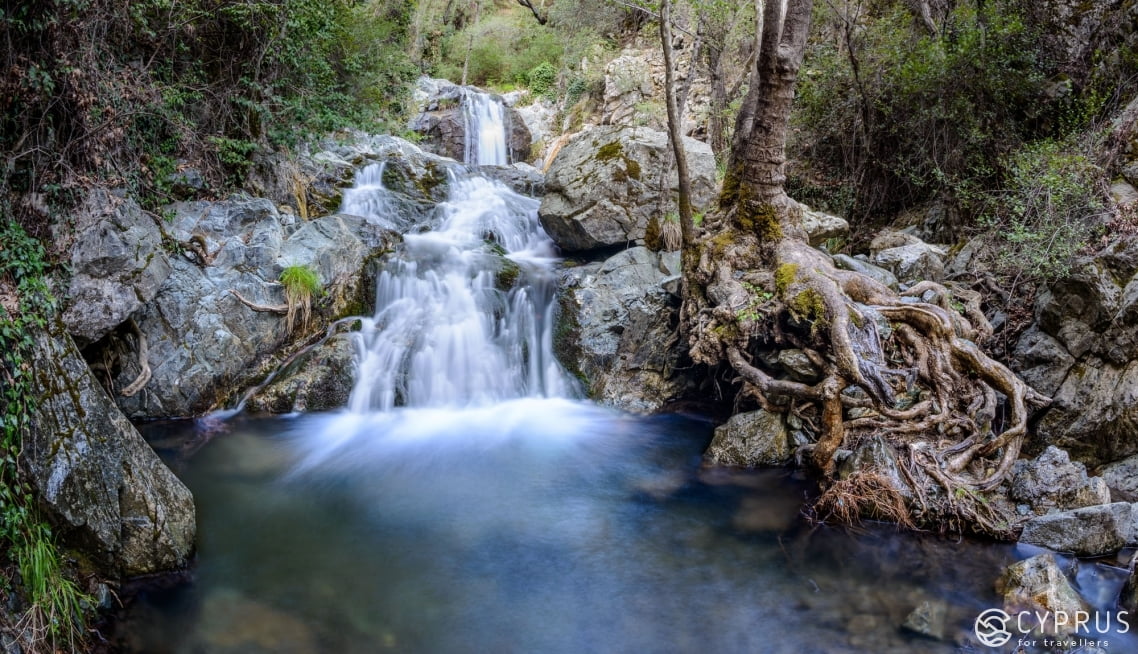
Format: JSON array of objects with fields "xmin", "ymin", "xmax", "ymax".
[{"xmin": 660, "ymin": 0, "xmax": 694, "ymax": 247}]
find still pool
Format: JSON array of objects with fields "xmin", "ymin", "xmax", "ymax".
[{"xmin": 112, "ymin": 399, "xmax": 1134, "ymax": 653}]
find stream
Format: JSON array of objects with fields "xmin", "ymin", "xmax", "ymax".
[{"xmin": 113, "ymin": 89, "xmax": 1138, "ymax": 653}]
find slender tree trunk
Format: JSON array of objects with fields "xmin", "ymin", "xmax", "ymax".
[{"xmin": 660, "ymin": 0, "xmax": 693, "ymax": 245}]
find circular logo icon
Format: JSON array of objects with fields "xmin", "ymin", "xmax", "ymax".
[{"xmin": 975, "ymin": 608, "xmax": 1013, "ymax": 647}]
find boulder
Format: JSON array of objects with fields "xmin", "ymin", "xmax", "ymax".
[
  {"xmin": 1035, "ymin": 358, "xmax": 1138, "ymax": 466},
  {"xmin": 60, "ymin": 189, "xmax": 172, "ymax": 345},
  {"xmin": 103, "ymin": 200, "xmax": 396, "ymax": 418},
  {"xmin": 246, "ymin": 334, "xmax": 355, "ymax": 413},
  {"xmin": 1096, "ymin": 454, "xmax": 1138, "ymax": 500},
  {"xmin": 24, "ymin": 322, "xmax": 195, "ymax": 575},
  {"xmin": 539, "ymin": 126, "xmax": 717, "ymax": 252},
  {"xmin": 704, "ymin": 409, "xmax": 792, "ymax": 467},
  {"xmin": 555, "ymin": 246, "xmax": 687, "ymax": 413},
  {"xmin": 872, "ymin": 241, "xmax": 946, "ymax": 284},
  {"xmin": 801, "ymin": 207, "xmax": 849, "ymax": 247},
  {"xmin": 475, "ymin": 162, "xmax": 545, "ymax": 196},
  {"xmin": 1011, "ymin": 325, "xmax": 1075, "ymax": 396},
  {"xmin": 1009, "ymin": 446, "xmax": 1111, "ymax": 515},
  {"xmin": 999, "ymin": 554, "xmax": 1089, "ymax": 634},
  {"xmin": 832, "ymin": 254, "xmax": 899, "ymax": 290},
  {"xmin": 900, "ymin": 600, "xmax": 948, "ymax": 641},
  {"xmin": 1018, "ymin": 502, "xmax": 1135, "ymax": 556}
]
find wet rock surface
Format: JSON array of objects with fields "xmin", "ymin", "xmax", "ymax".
[
  {"xmin": 555, "ymin": 247, "xmax": 688, "ymax": 413},
  {"xmin": 703, "ymin": 409, "xmax": 792, "ymax": 467},
  {"xmin": 246, "ymin": 334, "xmax": 355, "ymax": 413}
]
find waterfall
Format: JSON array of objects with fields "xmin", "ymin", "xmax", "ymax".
[
  {"xmin": 338, "ymin": 111, "xmax": 572, "ymax": 413},
  {"xmin": 462, "ymin": 91, "xmax": 508, "ymax": 166}
]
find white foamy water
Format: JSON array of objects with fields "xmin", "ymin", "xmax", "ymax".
[{"xmin": 463, "ymin": 90, "xmax": 508, "ymax": 166}]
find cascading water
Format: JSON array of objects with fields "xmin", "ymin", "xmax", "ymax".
[
  {"xmin": 338, "ymin": 91, "xmax": 571, "ymax": 414},
  {"xmin": 462, "ymin": 90, "xmax": 508, "ymax": 166}
]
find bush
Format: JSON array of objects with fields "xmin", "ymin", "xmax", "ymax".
[{"xmin": 528, "ymin": 61, "xmax": 557, "ymax": 96}]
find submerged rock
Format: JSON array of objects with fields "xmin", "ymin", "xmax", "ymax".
[
  {"xmin": 1018, "ymin": 502, "xmax": 1135, "ymax": 556},
  {"xmin": 555, "ymin": 246, "xmax": 688, "ymax": 413},
  {"xmin": 1009, "ymin": 446, "xmax": 1111, "ymax": 515},
  {"xmin": 998, "ymin": 554, "xmax": 1089, "ymax": 634},
  {"xmin": 539, "ymin": 126, "xmax": 716, "ymax": 252},
  {"xmin": 60, "ymin": 189, "xmax": 172, "ymax": 345},
  {"xmin": 900, "ymin": 600, "xmax": 948, "ymax": 641},
  {"xmin": 24, "ymin": 322, "xmax": 195, "ymax": 575},
  {"xmin": 704, "ymin": 409, "xmax": 792, "ymax": 467}
]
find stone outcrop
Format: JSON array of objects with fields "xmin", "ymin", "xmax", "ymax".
[
  {"xmin": 539, "ymin": 126, "xmax": 717, "ymax": 252},
  {"xmin": 25, "ymin": 322, "xmax": 195, "ymax": 575},
  {"xmin": 1011, "ymin": 239, "xmax": 1138, "ymax": 467},
  {"xmin": 101, "ymin": 199, "xmax": 397, "ymax": 419},
  {"xmin": 555, "ymin": 246, "xmax": 687, "ymax": 413},
  {"xmin": 704, "ymin": 409, "xmax": 792, "ymax": 467},
  {"xmin": 60, "ymin": 189, "xmax": 171, "ymax": 345}
]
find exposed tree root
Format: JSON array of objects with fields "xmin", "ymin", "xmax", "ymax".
[
  {"xmin": 120, "ymin": 318, "xmax": 151, "ymax": 397},
  {"xmin": 685, "ymin": 200, "xmax": 1050, "ymax": 536},
  {"xmin": 229, "ymin": 289, "xmax": 288, "ymax": 314}
]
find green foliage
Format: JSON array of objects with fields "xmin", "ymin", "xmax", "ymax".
[
  {"xmin": 979, "ymin": 136, "xmax": 1107, "ymax": 281},
  {"xmin": 528, "ymin": 61, "xmax": 558, "ymax": 97},
  {"xmin": 280, "ymin": 264, "xmax": 322, "ymax": 303},
  {"xmin": 0, "ymin": 220, "xmax": 91, "ymax": 649},
  {"xmin": 436, "ymin": 11, "xmax": 563, "ymax": 88},
  {"xmin": 792, "ymin": 1, "xmax": 1061, "ymax": 224}
]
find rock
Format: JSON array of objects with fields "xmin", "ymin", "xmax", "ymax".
[
  {"xmin": 801, "ymin": 206, "xmax": 849, "ymax": 247},
  {"xmin": 101, "ymin": 201, "xmax": 396, "ymax": 419},
  {"xmin": 704, "ymin": 409, "xmax": 792, "ymax": 467},
  {"xmin": 195, "ymin": 587, "xmax": 317, "ymax": 654},
  {"xmin": 777, "ymin": 349, "xmax": 821, "ymax": 382},
  {"xmin": 1035, "ymin": 357, "xmax": 1138, "ymax": 466},
  {"xmin": 24, "ymin": 322, "xmax": 195, "ymax": 575},
  {"xmin": 60, "ymin": 189, "xmax": 172, "ymax": 345},
  {"xmin": 1036, "ymin": 258, "xmax": 1122, "ymax": 359},
  {"xmin": 539, "ymin": 126, "xmax": 717, "ymax": 252},
  {"xmin": 555, "ymin": 247, "xmax": 687, "ymax": 413},
  {"xmin": 872, "ymin": 241, "xmax": 946, "ymax": 284},
  {"xmin": 408, "ymin": 78, "xmax": 531, "ymax": 164},
  {"xmin": 1112, "ymin": 180, "xmax": 1138, "ymax": 208},
  {"xmin": 1009, "ymin": 446, "xmax": 1111, "ymax": 515},
  {"xmin": 1018, "ymin": 502, "xmax": 1134, "ymax": 556},
  {"xmin": 832, "ymin": 254, "xmax": 899, "ymax": 290},
  {"xmin": 246, "ymin": 334, "xmax": 355, "ymax": 413},
  {"xmin": 901, "ymin": 600, "xmax": 948, "ymax": 641},
  {"xmin": 599, "ymin": 47, "xmax": 713, "ymax": 137},
  {"xmin": 1096, "ymin": 455, "xmax": 1138, "ymax": 500},
  {"xmin": 1121, "ymin": 558, "xmax": 1138, "ymax": 614},
  {"xmin": 514, "ymin": 99, "xmax": 556, "ymax": 159},
  {"xmin": 999, "ymin": 554, "xmax": 1089, "ymax": 634},
  {"xmin": 166, "ymin": 165, "xmax": 207, "ymax": 199},
  {"xmin": 475, "ymin": 162, "xmax": 545, "ymax": 196},
  {"xmin": 1011, "ymin": 325, "xmax": 1075, "ymax": 396}
]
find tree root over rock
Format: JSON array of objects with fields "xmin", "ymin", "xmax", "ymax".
[{"xmin": 685, "ymin": 202, "xmax": 1050, "ymax": 536}]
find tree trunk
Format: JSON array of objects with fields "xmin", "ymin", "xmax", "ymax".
[{"xmin": 660, "ymin": 0, "xmax": 694, "ymax": 246}]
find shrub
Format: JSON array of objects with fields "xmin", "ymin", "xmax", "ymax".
[{"xmin": 528, "ymin": 61, "xmax": 557, "ymax": 96}]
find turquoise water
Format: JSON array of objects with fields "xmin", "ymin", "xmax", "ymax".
[{"xmin": 113, "ymin": 401, "xmax": 1133, "ymax": 653}]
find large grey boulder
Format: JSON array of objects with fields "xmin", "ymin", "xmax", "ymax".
[
  {"xmin": 1009, "ymin": 446, "xmax": 1111, "ymax": 515},
  {"xmin": 832, "ymin": 254, "xmax": 899, "ymax": 290},
  {"xmin": 556, "ymin": 247, "xmax": 687, "ymax": 413},
  {"xmin": 60, "ymin": 190, "xmax": 172, "ymax": 345},
  {"xmin": 704, "ymin": 409, "xmax": 792, "ymax": 467},
  {"xmin": 872, "ymin": 241, "xmax": 946, "ymax": 284},
  {"xmin": 1097, "ymin": 454, "xmax": 1138, "ymax": 500},
  {"xmin": 104, "ymin": 198, "xmax": 396, "ymax": 418},
  {"xmin": 539, "ymin": 126, "xmax": 717, "ymax": 252},
  {"xmin": 25, "ymin": 322, "xmax": 195, "ymax": 575},
  {"xmin": 1018, "ymin": 502, "xmax": 1135, "ymax": 556},
  {"xmin": 801, "ymin": 207, "xmax": 849, "ymax": 247},
  {"xmin": 999, "ymin": 554, "xmax": 1089, "ymax": 634}
]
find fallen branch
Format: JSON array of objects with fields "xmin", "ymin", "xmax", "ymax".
[{"xmin": 229, "ymin": 289, "xmax": 287, "ymax": 313}]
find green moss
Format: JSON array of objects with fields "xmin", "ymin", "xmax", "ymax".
[
  {"xmin": 625, "ymin": 158, "xmax": 641, "ymax": 180},
  {"xmin": 644, "ymin": 215, "xmax": 663, "ymax": 251},
  {"xmin": 738, "ymin": 202, "xmax": 783, "ymax": 241},
  {"xmin": 789, "ymin": 288, "xmax": 827, "ymax": 334},
  {"xmin": 596, "ymin": 141, "xmax": 623, "ymax": 162},
  {"xmin": 775, "ymin": 263, "xmax": 799, "ymax": 297}
]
